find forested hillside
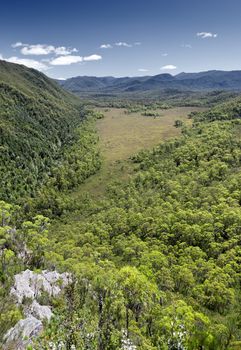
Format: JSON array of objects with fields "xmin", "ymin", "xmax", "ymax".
[
  {"xmin": 0, "ymin": 61, "xmax": 102, "ymax": 345},
  {"xmin": 0, "ymin": 60, "xmax": 101, "ymax": 210}
]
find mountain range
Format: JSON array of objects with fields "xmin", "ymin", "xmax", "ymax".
[{"xmin": 58, "ymin": 70, "xmax": 241, "ymax": 94}]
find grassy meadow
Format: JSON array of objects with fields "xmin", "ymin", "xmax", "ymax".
[
  {"xmin": 96, "ymin": 107, "xmax": 204, "ymax": 162},
  {"xmin": 67, "ymin": 106, "xmax": 205, "ymax": 202}
]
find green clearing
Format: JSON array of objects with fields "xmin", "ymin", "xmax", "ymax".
[{"xmin": 69, "ymin": 106, "xmax": 205, "ymax": 202}]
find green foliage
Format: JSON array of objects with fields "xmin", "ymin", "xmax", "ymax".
[
  {"xmin": 73, "ymin": 89, "xmax": 238, "ymax": 109},
  {"xmin": 0, "ymin": 61, "xmax": 101, "ymax": 218},
  {"xmin": 37, "ymin": 99, "xmax": 241, "ymax": 348},
  {"xmin": 158, "ymin": 300, "xmax": 211, "ymax": 349},
  {"xmin": 194, "ymin": 95, "xmax": 241, "ymax": 122},
  {"xmin": 0, "ymin": 303, "xmax": 22, "ymax": 341},
  {"xmin": 1, "ymin": 61, "xmax": 241, "ymax": 348},
  {"xmin": 0, "ymin": 199, "xmax": 52, "ymax": 343},
  {"xmin": 141, "ymin": 111, "xmax": 161, "ymax": 117},
  {"xmin": 174, "ymin": 119, "xmax": 183, "ymax": 127},
  {"xmin": 0, "ymin": 60, "xmax": 93, "ymax": 203},
  {"xmin": 124, "ymin": 102, "xmax": 169, "ymax": 115},
  {"xmin": 30, "ymin": 115, "xmax": 101, "ymax": 217}
]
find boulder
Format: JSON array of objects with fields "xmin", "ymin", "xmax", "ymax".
[
  {"xmin": 26, "ymin": 300, "xmax": 53, "ymax": 321},
  {"xmin": 11, "ymin": 269, "xmax": 70, "ymax": 304},
  {"xmin": 3, "ymin": 316, "xmax": 43, "ymax": 350},
  {"xmin": 3, "ymin": 269, "xmax": 71, "ymax": 349}
]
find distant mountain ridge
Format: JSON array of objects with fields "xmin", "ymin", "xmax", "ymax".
[{"xmin": 58, "ymin": 70, "xmax": 241, "ymax": 94}]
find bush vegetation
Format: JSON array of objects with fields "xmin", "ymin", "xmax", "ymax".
[{"xmin": 1, "ymin": 61, "xmax": 241, "ymax": 349}]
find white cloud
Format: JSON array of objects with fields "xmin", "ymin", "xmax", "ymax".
[
  {"xmin": 50, "ymin": 54, "xmax": 102, "ymax": 65},
  {"xmin": 138, "ymin": 68, "xmax": 149, "ymax": 72},
  {"xmin": 161, "ymin": 53, "xmax": 168, "ymax": 57},
  {"xmin": 55, "ymin": 46, "xmax": 78, "ymax": 55},
  {"xmin": 196, "ymin": 32, "xmax": 217, "ymax": 39},
  {"xmin": 11, "ymin": 42, "xmax": 24, "ymax": 48},
  {"xmin": 21, "ymin": 45, "xmax": 55, "ymax": 55},
  {"xmin": 4, "ymin": 42, "xmax": 102, "ymax": 69},
  {"xmin": 181, "ymin": 44, "xmax": 192, "ymax": 48},
  {"xmin": 83, "ymin": 54, "xmax": 102, "ymax": 61},
  {"xmin": 50, "ymin": 55, "xmax": 83, "ymax": 65},
  {"xmin": 115, "ymin": 42, "xmax": 132, "ymax": 47},
  {"xmin": 161, "ymin": 65, "xmax": 177, "ymax": 70},
  {"xmin": 4, "ymin": 56, "xmax": 48, "ymax": 71},
  {"xmin": 100, "ymin": 44, "xmax": 112, "ymax": 49},
  {"xmin": 101, "ymin": 42, "xmax": 140, "ymax": 49},
  {"xmin": 0, "ymin": 53, "xmax": 3, "ymax": 59},
  {"xmin": 12, "ymin": 42, "xmax": 78, "ymax": 56}
]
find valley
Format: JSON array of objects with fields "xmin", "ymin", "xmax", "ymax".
[
  {"xmin": 69, "ymin": 106, "xmax": 204, "ymax": 201},
  {"xmin": 2, "ymin": 0, "xmax": 241, "ymax": 348},
  {"xmin": 1, "ymin": 60, "xmax": 241, "ymax": 350}
]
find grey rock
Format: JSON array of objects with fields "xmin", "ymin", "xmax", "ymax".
[
  {"xmin": 11, "ymin": 269, "xmax": 70, "ymax": 304},
  {"xmin": 3, "ymin": 269, "xmax": 71, "ymax": 349},
  {"xmin": 3, "ymin": 316, "xmax": 43, "ymax": 350},
  {"xmin": 25, "ymin": 300, "xmax": 53, "ymax": 321}
]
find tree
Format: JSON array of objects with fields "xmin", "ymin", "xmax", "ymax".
[
  {"xmin": 174, "ymin": 120, "xmax": 183, "ymax": 128},
  {"xmin": 158, "ymin": 300, "xmax": 211, "ymax": 349},
  {"xmin": 117, "ymin": 266, "xmax": 160, "ymax": 341}
]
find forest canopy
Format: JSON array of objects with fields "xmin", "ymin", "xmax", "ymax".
[{"xmin": 0, "ymin": 61, "xmax": 241, "ymax": 349}]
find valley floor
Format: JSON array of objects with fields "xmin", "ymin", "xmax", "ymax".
[{"xmin": 70, "ymin": 106, "xmax": 205, "ymax": 201}]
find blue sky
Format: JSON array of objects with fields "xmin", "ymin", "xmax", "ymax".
[{"xmin": 1, "ymin": 0, "xmax": 241, "ymax": 78}]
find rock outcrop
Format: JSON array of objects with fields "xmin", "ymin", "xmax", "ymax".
[
  {"xmin": 10, "ymin": 269, "xmax": 70, "ymax": 304},
  {"xmin": 25, "ymin": 300, "xmax": 53, "ymax": 321},
  {"xmin": 3, "ymin": 317, "xmax": 43, "ymax": 350},
  {"xmin": 3, "ymin": 269, "xmax": 71, "ymax": 350}
]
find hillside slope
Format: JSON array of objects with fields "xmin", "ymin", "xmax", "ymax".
[{"xmin": 0, "ymin": 60, "xmax": 84, "ymax": 202}]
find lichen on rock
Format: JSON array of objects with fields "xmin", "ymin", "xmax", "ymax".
[
  {"xmin": 3, "ymin": 269, "xmax": 71, "ymax": 350},
  {"xmin": 3, "ymin": 316, "xmax": 43, "ymax": 350}
]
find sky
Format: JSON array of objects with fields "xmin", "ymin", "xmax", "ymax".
[{"xmin": 0, "ymin": 0, "xmax": 241, "ymax": 79}]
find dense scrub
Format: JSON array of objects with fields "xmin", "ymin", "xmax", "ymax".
[
  {"xmin": 0, "ymin": 62, "xmax": 102, "ymax": 343},
  {"xmin": 192, "ymin": 95, "xmax": 241, "ymax": 122},
  {"xmin": 1, "ymin": 60, "xmax": 241, "ymax": 349},
  {"xmin": 31, "ymin": 102, "xmax": 241, "ymax": 348},
  {"xmin": 0, "ymin": 60, "xmax": 86, "ymax": 202},
  {"xmin": 29, "ymin": 114, "xmax": 101, "ymax": 217},
  {"xmin": 77, "ymin": 90, "xmax": 238, "ymax": 110}
]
